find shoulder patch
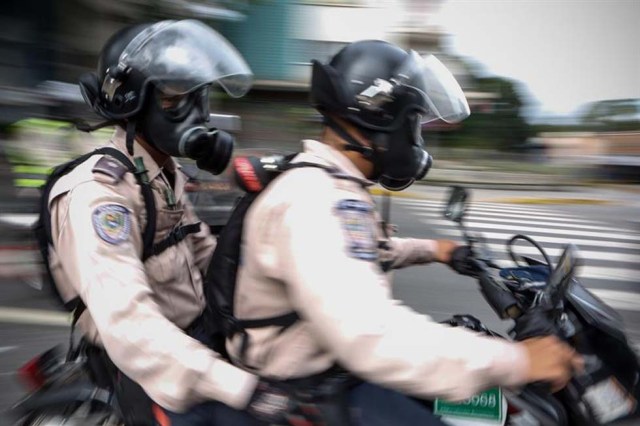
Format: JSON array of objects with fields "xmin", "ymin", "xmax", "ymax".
[
  {"xmin": 92, "ymin": 156, "xmax": 128, "ymax": 183},
  {"xmin": 335, "ymin": 199, "xmax": 377, "ymax": 261},
  {"xmin": 92, "ymin": 204, "xmax": 131, "ymax": 245}
]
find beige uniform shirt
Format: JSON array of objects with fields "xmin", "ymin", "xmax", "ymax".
[
  {"xmin": 48, "ymin": 127, "xmax": 256, "ymax": 412},
  {"xmin": 230, "ymin": 139, "xmax": 529, "ymax": 402}
]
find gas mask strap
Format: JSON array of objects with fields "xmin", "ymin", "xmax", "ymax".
[
  {"xmin": 323, "ymin": 116, "xmax": 374, "ymax": 160},
  {"xmin": 74, "ymin": 119, "xmax": 117, "ymax": 133},
  {"xmin": 125, "ymin": 119, "xmax": 136, "ymax": 156}
]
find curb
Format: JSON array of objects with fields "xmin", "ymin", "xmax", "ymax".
[{"xmin": 485, "ymin": 197, "xmax": 615, "ymax": 205}]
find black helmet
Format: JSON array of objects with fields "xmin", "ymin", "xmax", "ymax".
[
  {"xmin": 78, "ymin": 20, "xmax": 253, "ymax": 174},
  {"xmin": 79, "ymin": 19, "xmax": 253, "ymax": 121},
  {"xmin": 310, "ymin": 40, "xmax": 470, "ymax": 190}
]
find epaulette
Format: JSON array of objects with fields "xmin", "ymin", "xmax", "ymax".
[{"xmin": 92, "ymin": 155, "xmax": 128, "ymax": 183}]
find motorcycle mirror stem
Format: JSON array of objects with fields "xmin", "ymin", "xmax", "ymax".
[
  {"xmin": 545, "ymin": 244, "xmax": 581, "ymax": 307},
  {"xmin": 444, "ymin": 186, "xmax": 475, "ymax": 246}
]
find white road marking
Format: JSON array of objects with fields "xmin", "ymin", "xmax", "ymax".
[
  {"xmin": 0, "ymin": 307, "xmax": 70, "ymax": 327},
  {"xmin": 590, "ymin": 289, "xmax": 640, "ymax": 312},
  {"xmin": 426, "ymin": 219, "xmax": 639, "ymax": 241},
  {"xmin": 0, "ymin": 346, "xmax": 18, "ymax": 353},
  {"xmin": 437, "ymin": 229, "xmax": 640, "ymax": 250},
  {"xmin": 413, "ymin": 208, "xmax": 598, "ymax": 224},
  {"xmin": 396, "ymin": 200, "xmax": 562, "ymax": 216},
  {"xmin": 483, "ymin": 243, "xmax": 640, "ymax": 264},
  {"xmin": 417, "ymin": 212, "xmax": 614, "ymax": 231},
  {"xmin": 0, "ymin": 214, "xmax": 38, "ymax": 228}
]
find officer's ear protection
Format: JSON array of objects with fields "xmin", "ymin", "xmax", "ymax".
[
  {"xmin": 310, "ymin": 60, "xmax": 351, "ymax": 116},
  {"xmin": 79, "ymin": 66, "xmax": 147, "ymax": 121},
  {"xmin": 78, "ymin": 72, "xmax": 106, "ymax": 116}
]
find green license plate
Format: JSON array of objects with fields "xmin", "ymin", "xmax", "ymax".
[{"xmin": 434, "ymin": 387, "xmax": 503, "ymax": 422}]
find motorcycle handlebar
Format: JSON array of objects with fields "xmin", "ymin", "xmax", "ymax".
[{"xmin": 472, "ymin": 259, "xmax": 521, "ymax": 319}]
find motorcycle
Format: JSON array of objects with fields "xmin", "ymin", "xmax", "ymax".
[
  {"xmin": 8, "ymin": 185, "xmax": 639, "ymax": 426},
  {"xmin": 8, "ymin": 338, "xmax": 127, "ymax": 425},
  {"xmin": 433, "ymin": 186, "xmax": 640, "ymax": 426}
]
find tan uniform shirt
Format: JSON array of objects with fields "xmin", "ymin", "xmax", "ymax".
[
  {"xmin": 48, "ymin": 127, "xmax": 256, "ymax": 412},
  {"xmin": 230, "ymin": 139, "xmax": 529, "ymax": 402}
]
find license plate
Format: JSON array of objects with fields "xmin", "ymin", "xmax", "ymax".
[
  {"xmin": 434, "ymin": 387, "xmax": 503, "ymax": 423},
  {"xmin": 583, "ymin": 376, "xmax": 636, "ymax": 423}
]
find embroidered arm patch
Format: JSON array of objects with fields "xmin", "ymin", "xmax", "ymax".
[
  {"xmin": 92, "ymin": 204, "xmax": 131, "ymax": 245},
  {"xmin": 335, "ymin": 199, "xmax": 377, "ymax": 261}
]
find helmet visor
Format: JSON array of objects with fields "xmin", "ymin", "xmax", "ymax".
[
  {"xmin": 119, "ymin": 20, "xmax": 253, "ymax": 97},
  {"xmin": 394, "ymin": 52, "xmax": 470, "ymax": 124}
]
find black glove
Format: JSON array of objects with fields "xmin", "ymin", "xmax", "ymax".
[
  {"xmin": 510, "ymin": 306, "xmax": 557, "ymax": 341},
  {"xmin": 246, "ymin": 379, "xmax": 325, "ymax": 426},
  {"xmin": 449, "ymin": 245, "xmax": 479, "ymax": 277}
]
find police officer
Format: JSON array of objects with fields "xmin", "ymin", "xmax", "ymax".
[
  {"xmin": 229, "ymin": 40, "xmax": 581, "ymax": 424},
  {"xmin": 48, "ymin": 20, "xmax": 263, "ymax": 425}
]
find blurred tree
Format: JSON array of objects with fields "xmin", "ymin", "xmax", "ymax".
[{"xmin": 436, "ymin": 74, "xmax": 533, "ymax": 151}]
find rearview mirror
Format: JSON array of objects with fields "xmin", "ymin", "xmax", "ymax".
[{"xmin": 444, "ymin": 186, "xmax": 469, "ymax": 223}]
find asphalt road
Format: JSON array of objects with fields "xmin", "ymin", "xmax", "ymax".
[{"xmin": 0, "ymin": 185, "xmax": 638, "ymax": 423}]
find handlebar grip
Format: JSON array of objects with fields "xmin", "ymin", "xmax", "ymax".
[{"xmin": 477, "ymin": 271, "xmax": 521, "ymax": 319}]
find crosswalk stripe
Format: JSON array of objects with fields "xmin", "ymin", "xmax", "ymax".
[
  {"xmin": 414, "ymin": 209, "xmax": 599, "ymax": 224},
  {"xmin": 396, "ymin": 200, "xmax": 569, "ymax": 217},
  {"xmin": 424, "ymin": 219, "xmax": 639, "ymax": 241},
  {"xmin": 415, "ymin": 211, "xmax": 611, "ymax": 230},
  {"xmin": 437, "ymin": 229, "xmax": 640, "ymax": 250},
  {"xmin": 579, "ymin": 266, "xmax": 639, "ymax": 283},
  {"xmin": 589, "ymin": 289, "xmax": 640, "ymax": 312},
  {"xmin": 482, "ymin": 243, "xmax": 640, "ymax": 264},
  {"xmin": 397, "ymin": 199, "xmax": 640, "ymax": 285}
]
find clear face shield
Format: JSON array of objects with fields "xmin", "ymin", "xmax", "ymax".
[
  {"xmin": 120, "ymin": 20, "xmax": 252, "ymax": 175},
  {"xmin": 119, "ymin": 19, "xmax": 253, "ymax": 97},
  {"xmin": 374, "ymin": 53, "xmax": 469, "ymax": 191},
  {"xmin": 393, "ymin": 51, "xmax": 470, "ymax": 125}
]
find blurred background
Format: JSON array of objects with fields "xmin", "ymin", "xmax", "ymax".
[
  {"xmin": 0, "ymin": 0, "xmax": 639, "ymax": 417},
  {"xmin": 1, "ymin": 0, "xmax": 639, "ymax": 191}
]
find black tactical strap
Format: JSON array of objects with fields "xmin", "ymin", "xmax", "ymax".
[
  {"xmin": 234, "ymin": 312, "xmax": 301, "ymax": 362},
  {"xmin": 238, "ymin": 312, "xmax": 300, "ymax": 330},
  {"xmin": 281, "ymin": 161, "xmax": 370, "ymax": 188},
  {"xmin": 150, "ymin": 222, "xmax": 202, "ymax": 257},
  {"xmin": 52, "ymin": 147, "xmax": 157, "ymax": 318},
  {"xmin": 100, "ymin": 148, "xmax": 158, "ymax": 261},
  {"xmin": 229, "ymin": 161, "xmax": 367, "ymax": 362}
]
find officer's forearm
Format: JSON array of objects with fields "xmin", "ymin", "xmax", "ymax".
[{"xmin": 388, "ymin": 237, "xmax": 438, "ymax": 268}]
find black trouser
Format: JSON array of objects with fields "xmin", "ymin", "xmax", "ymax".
[
  {"xmin": 158, "ymin": 320, "xmax": 261, "ymax": 426},
  {"xmin": 85, "ymin": 342, "xmax": 155, "ymax": 426}
]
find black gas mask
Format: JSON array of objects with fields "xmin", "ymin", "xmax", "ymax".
[
  {"xmin": 138, "ymin": 86, "xmax": 234, "ymax": 175},
  {"xmin": 366, "ymin": 113, "xmax": 433, "ymax": 191}
]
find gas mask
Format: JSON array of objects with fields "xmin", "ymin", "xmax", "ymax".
[
  {"xmin": 366, "ymin": 113, "xmax": 432, "ymax": 191},
  {"xmin": 138, "ymin": 86, "xmax": 234, "ymax": 175}
]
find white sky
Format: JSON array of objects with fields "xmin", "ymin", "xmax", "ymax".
[{"xmin": 432, "ymin": 0, "xmax": 640, "ymax": 117}]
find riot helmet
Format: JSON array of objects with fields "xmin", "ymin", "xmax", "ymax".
[
  {"xmin": 79, "ymin": 19, "xmax": 253, "ymax": 174},
  {"xmin": 310, "ymin": 40, "xmax": 470, "ymax": 190}
]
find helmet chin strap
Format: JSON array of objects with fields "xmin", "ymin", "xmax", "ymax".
[{"xmin": 323, "ymin": 116, "xmax": 383, "ymax": 179}]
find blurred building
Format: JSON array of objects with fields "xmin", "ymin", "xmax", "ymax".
[
  {"xmin": 0, "ymin": 0, "xmax": 532, "ymax": 175},
  {"xmin": 538, "ymin": 99, "xmax": 640, "ymax": 181}
]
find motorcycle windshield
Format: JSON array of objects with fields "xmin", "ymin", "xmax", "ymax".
[
  {"xmin": 393, "ymin": 51, "xmax": 470, "ymax": 124},
  {"xmin": 119, "ymin": 20, "xmax": 253, "ymax": 97}
]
